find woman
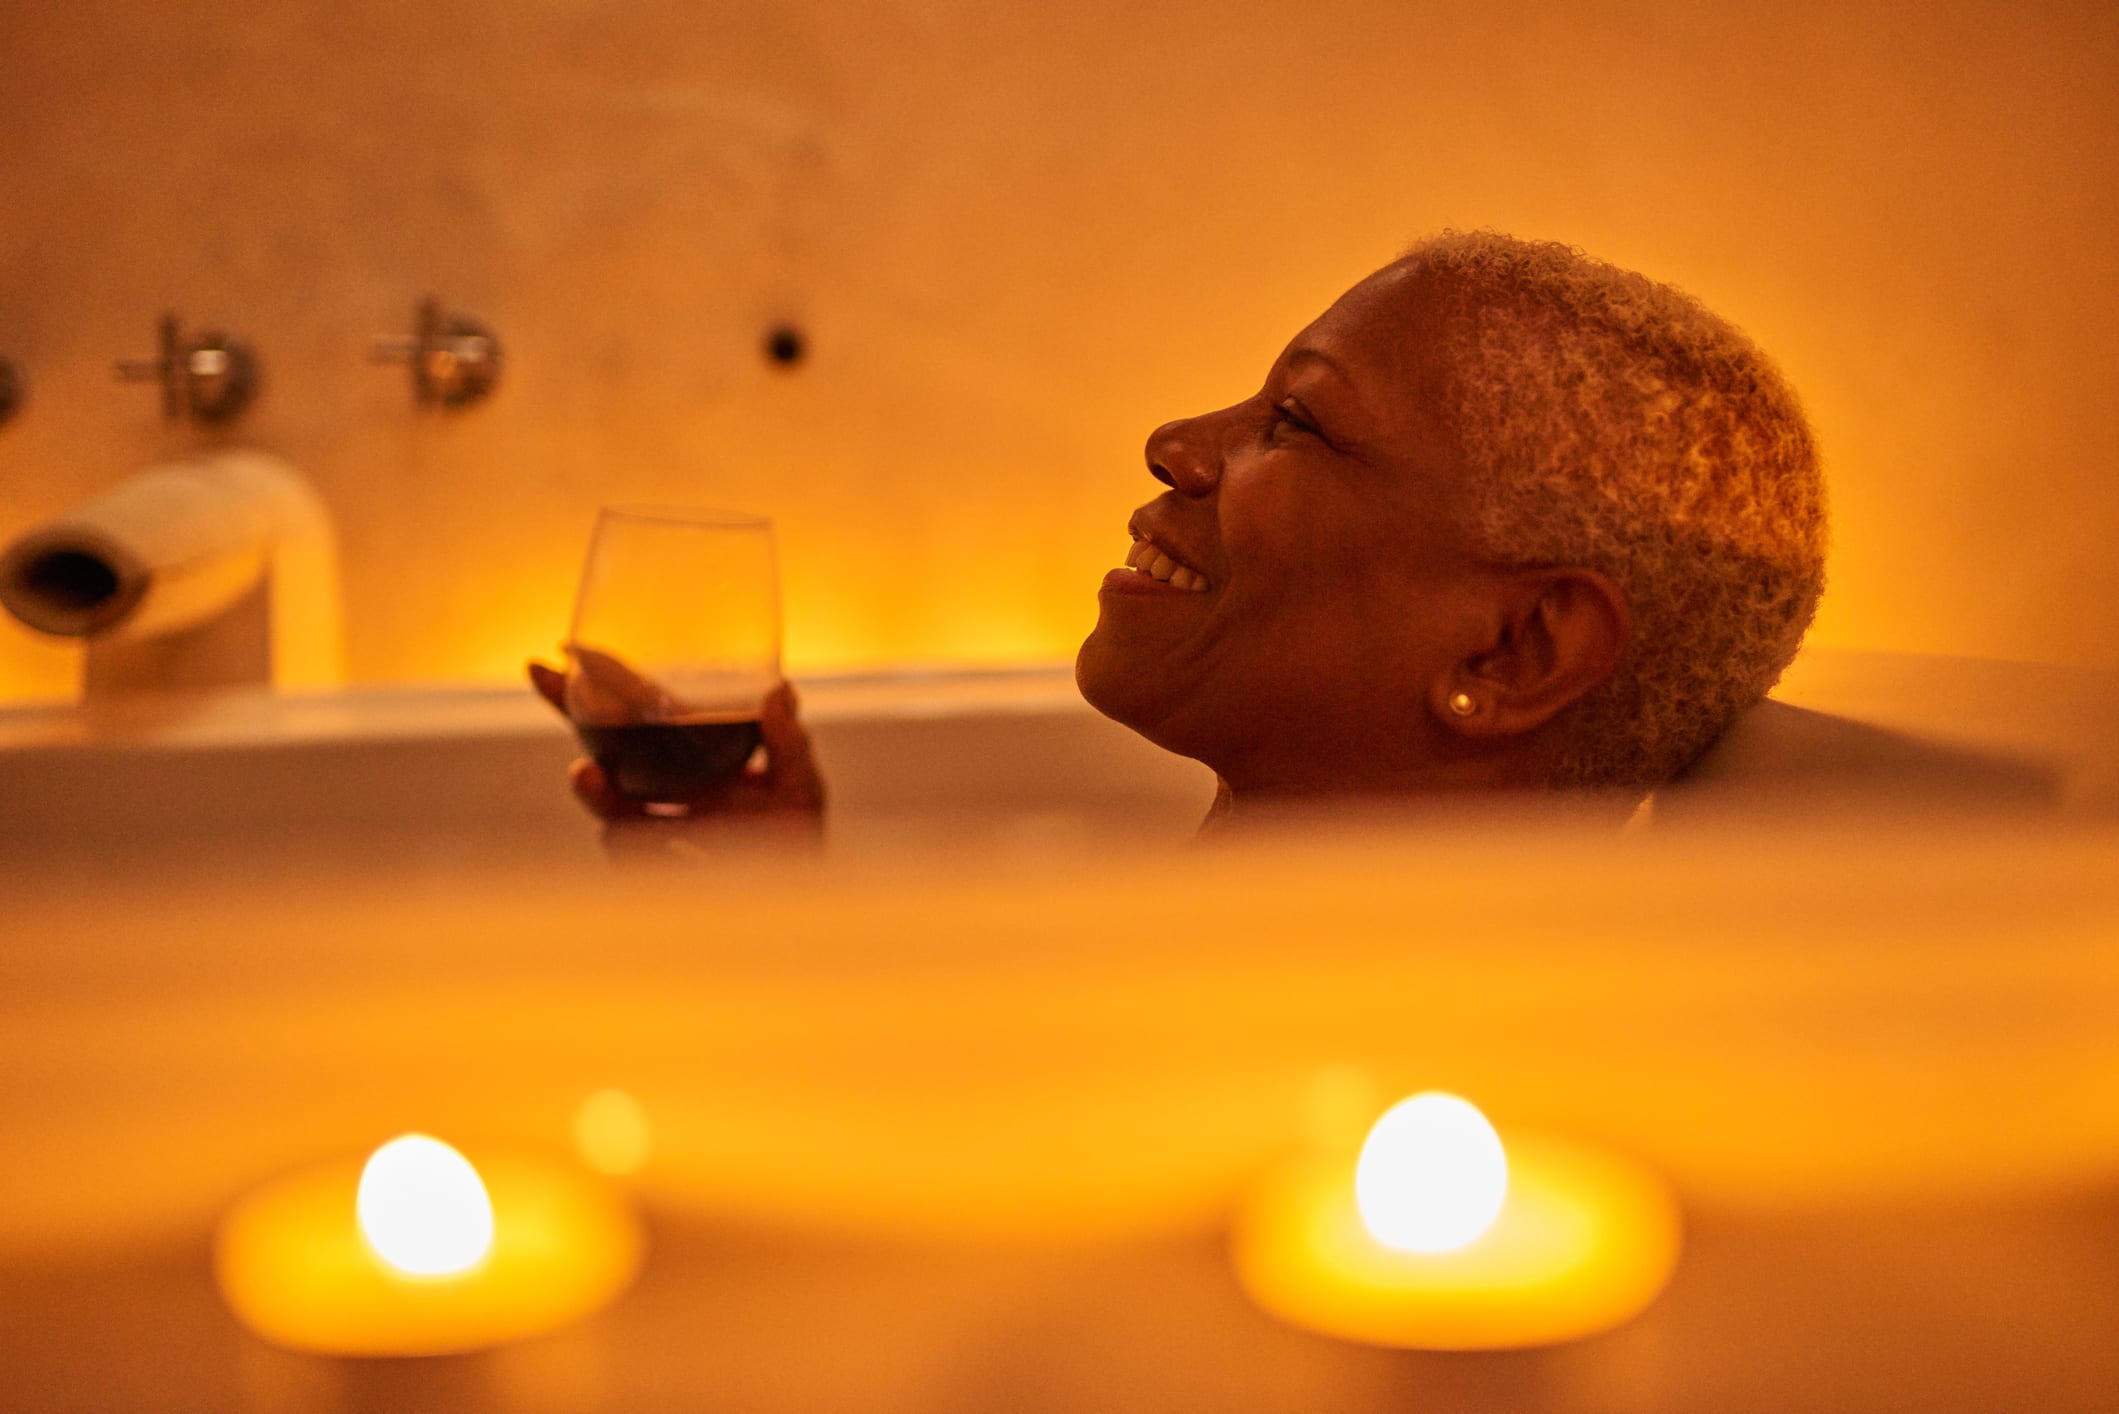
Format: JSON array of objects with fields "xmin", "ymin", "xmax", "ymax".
[{"xmin": 532, "ymin": 231, "xmax": 1826, "ymax": 834}]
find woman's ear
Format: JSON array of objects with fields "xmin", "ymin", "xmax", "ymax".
[{"xmin": 1430, "ymin": 568, "xmax": 1630, "ymax": 737}]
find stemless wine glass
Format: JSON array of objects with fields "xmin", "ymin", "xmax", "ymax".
[{"xmin": 563, "ymin": 506, "xmax": 781, "ymax": 805}]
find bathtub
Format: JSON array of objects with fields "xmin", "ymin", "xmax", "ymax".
[
  {"xmin": 4, "ymin": 650, "xmax": 2118, "ymax": 1411},
  {"xmin": 0, "ymin": 666, "xmax": 1220, "ymax": 873},
  {"xmin": 0, "ymin": 647, "xmax": 2109, "ymax": 869}
]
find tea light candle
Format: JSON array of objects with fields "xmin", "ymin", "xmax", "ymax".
[
  {"xmin": 214, "ymin": 1134, "xmax": 644, "ymax": 1357},
  {"xmin": 1231, "ymin": 1093, "xmax": 1681, "ymax": 1349}
]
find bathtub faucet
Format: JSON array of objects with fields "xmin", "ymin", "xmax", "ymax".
[{"xmin": 0, "ymin": 450, "xmax": 342, "ymax": 697}]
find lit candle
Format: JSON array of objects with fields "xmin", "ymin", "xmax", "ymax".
[
  {"xmin": 1230, "ymin": 1092, "xmax": 1681, "ymax": 1349},
  {"xmin": 214, "ymin": 1134, "xmax": 644, "ymax": 1357}
]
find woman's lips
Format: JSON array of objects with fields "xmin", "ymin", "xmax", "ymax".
[
  {"xmin": 1100, "ymin": 565, "xmax": 1199, "ymax": 597},
  {"xmin": 1121, "ymin": 534, "xmax": 1211, "ymax": 591}
]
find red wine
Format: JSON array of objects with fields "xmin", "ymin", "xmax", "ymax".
[{"xmin": 576, "ymin": 719, "xmax": 763, "ymax": 801}]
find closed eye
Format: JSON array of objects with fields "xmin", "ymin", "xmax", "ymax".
[{"xmin": 1272, "ymin": 398, "xmax": 1323, "ymax": 441}]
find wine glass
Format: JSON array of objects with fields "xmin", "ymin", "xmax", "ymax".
[{"xmin": 563, "ymin": 506, "xmax": 781, "ymax": 805}]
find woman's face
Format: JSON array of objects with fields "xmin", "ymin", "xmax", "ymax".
[{"xmin": 1076, "ymin": 261, "xmax": 1499, "ymax": 788}]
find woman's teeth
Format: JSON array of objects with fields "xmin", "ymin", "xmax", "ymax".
[{"xmin": 1125, "ymin": 537, "xmax": 1209, "ymax": 592}]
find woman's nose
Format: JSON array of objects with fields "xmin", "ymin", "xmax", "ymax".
[{"xmin": 1144, "ymin": 416, "xmax": 1221, "ymax": 496}]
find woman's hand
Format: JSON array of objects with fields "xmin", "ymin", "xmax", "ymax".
[{"xmin": 528, "ymin": 661, "xmax": 826, "ymax": 854}]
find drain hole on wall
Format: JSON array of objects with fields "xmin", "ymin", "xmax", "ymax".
[{"xmin": 763, "ymin": 325, "xmax": 806, "ymax": 369}]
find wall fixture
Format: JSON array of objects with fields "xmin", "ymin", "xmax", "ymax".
[
  {"xmin": 371, "ymin": 297, "xmax": 502, "ymax": 408},
  {"xmin": 0, "ymin": 356, "xmax": 21, "ymax": 427},
  {"xmin": 116, "ymin": 314, "xmax": 260, "ymax": 423},
  {"xmin": 763, "ymin": 324, "xmax": 807, "ymax": 369},
  {"xmin": 0, "ymin": 449, "xmax": 341, "ymax": 696}
]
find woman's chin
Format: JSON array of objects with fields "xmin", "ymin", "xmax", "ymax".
[
  {"xmin": 1074, "ymin": 628, "xmax": 1174, "ymax": 740},
  {"xmin": 1073, "ymin": 630, "xmax": 1125, "ymax": 719}
]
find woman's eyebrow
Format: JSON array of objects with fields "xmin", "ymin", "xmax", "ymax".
[{"xmin": 1284, "ymin": 346, "xmax": 1351, "ymax": 380}]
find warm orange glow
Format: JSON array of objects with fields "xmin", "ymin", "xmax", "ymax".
[
  {"xmin": 1233, "ymin": 1126, "xmax": 1681, "ymax": 1350},
  {"xmin": 214, "ymin": 1144, "xmax": 643, "ymax": 1357},
  {"xmin": 571, "ymin": 1090, "xmax": 653, "ymax": 1176},
  {"xmin": 0, "ymin": 629, "xmax": 73, "ymax": 703},
  {"xmin": 12, "ymin": 819, "xmax": 2118, "ymax": 1257}
]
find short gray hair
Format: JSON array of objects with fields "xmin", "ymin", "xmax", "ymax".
[{"xmin": 1405, "ymin": 231, "xmax": 1828, "ymax": 789}]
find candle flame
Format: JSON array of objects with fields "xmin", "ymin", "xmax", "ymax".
[
  {"xmin": 1354, "ymin": 1092, "xmax": 1508, "ymax": 1253},
  {"xmin": 355, "ymin": 1134, "xmax": 495, "ymax": 1276}
]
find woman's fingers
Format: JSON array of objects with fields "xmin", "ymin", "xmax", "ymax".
[
  {"xmin": 757, "ymin": 682, "xmax": 826, "ymax": 810},
  {"xmin": 527, "ymin": 660, "xmax": 570, "ymax": 716},
  {"xmin": 569, "ymin": 646, "xmax": 670, "ymax": 718},
  {"xmin": 758, "ymin": 681, "xmax": 800, "ymax": 744},
  {"xmin": 568, "ymin": 758, "xmax": 648, "ymax": 819}
]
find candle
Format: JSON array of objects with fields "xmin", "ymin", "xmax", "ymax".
[
  {"xmin": 1231, "ymin": 1093, "xmax": 1681, "ymax": 1350},
  {"xmin": 214, "ymin": 1134, "xmax": 644, "ymax": 1357}
]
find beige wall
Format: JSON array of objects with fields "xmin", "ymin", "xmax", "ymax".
[{"xmin": 1, "ymin": 0, "xmax": 2114, "ymax": 700}]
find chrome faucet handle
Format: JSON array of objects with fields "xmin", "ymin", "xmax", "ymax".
[
  {"xmin": 115, "ymin": 314, "xmax": 260, "ymax": 423},
  {"xmin": 0, "ymin": 356, "xmax": 21, "ymax": 428},
  {"xmin": 370, "ymin": 297, "xmax": 502, "ymax": 408}
]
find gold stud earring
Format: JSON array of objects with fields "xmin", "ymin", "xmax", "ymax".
[{"xmin": 1447, "ymin": 691, "xmax": 1478, "ymax": 718}]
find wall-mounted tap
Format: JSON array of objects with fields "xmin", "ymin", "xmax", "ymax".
[
  {"xmin": 0, "ymin": 449, "xmax": 341, "ymax": 697},
  {"xmin": 370, "ymin": 297, "xmax": 502, "ymax": 408},
  {"xmin": 0, "ymin": 356, "xmax": 21, "ymax": 428},
  {"xmin": 116, "ymin": 314, "xmax": 260, "ymax": 423}
]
